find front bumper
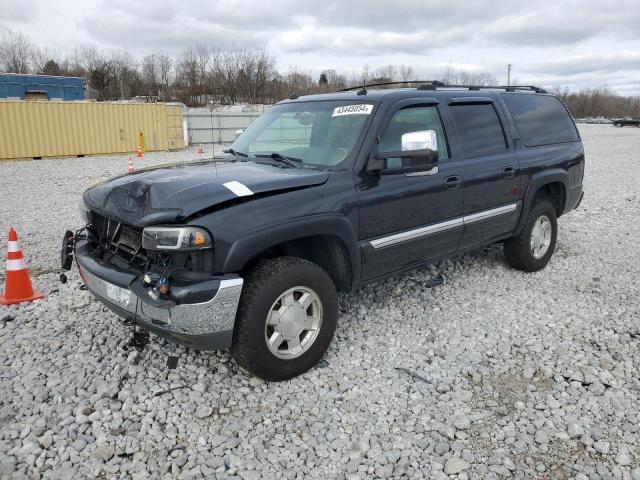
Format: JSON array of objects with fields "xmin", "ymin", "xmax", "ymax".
[{"xmin": 74, "ymin": 238, "xmax": 243, "ymax": 350}]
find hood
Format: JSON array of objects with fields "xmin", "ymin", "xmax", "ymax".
[{"xmin": 83, "ymin": 160, "xmax": 330, "ymax": 226}]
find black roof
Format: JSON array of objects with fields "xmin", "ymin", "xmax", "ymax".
[{"xmin": 280, "ymin": 84, "xmax": 549, "ymax": 104}]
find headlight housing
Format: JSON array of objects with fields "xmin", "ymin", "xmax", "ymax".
[
  {"xmin": 79, "ymin": 198, "xmax": 90, "ymax": 223},
  {"xmin": 142, "ymin": 226, "xmax": 212, "ymax": 251}
]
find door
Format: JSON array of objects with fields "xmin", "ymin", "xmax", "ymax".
[
  {"xmin": 357, "ymin": 102, "xmax": 464, "ymax": 281},
  {"xmin": 445, "ymin": 98, "xmax": 522, "ymax": 250}
]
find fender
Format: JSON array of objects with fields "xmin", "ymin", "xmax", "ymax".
[
  {"xmin": 221, "ymin": 214, "xmax": 361, "ymax": 289},
  {"xmin": 515, "ymin": 169, "xmax": 569, "ymax": 234}
]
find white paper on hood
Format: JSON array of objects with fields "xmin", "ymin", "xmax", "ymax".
[{"xmin": 223, "ymin": 181, "xmax": 254, "ymax": 197}]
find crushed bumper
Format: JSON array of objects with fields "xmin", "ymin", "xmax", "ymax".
[{"xmin": 74, "ymin": 239, "xmax": 243, "ymax": 350}]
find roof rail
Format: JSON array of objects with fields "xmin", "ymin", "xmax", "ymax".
[{"xmin": 337, "ymin": 81, "xmax": 547, "ymax": 94}]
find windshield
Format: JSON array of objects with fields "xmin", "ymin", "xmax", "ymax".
[{"xmin": 229, "ymin": 101, "xmax": 375, "ymax": 168}]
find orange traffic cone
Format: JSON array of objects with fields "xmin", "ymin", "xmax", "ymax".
[
  {"xmin": 128, "ymin": 156, "xmax": 135, "ymax": 173},
  {"xmin": 136, "ymin": 144, "xmax": 143, "ymax": 158},
  {"xmin": 197, "ymin": 144, "xmax": 204, "ymax": 155},
  {"xmin": 0, "ymin": 228, "xmax": 44, "ymax": 305}
]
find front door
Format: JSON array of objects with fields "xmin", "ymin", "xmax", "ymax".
[{"xmin": 357, "ymin": 102, "xmax": 464, "ymax": 281}]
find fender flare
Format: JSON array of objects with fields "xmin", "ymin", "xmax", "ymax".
[
  {"xmin": 515, "ymin": 169, "xmax": 569, "ymax": 234},
  {"xmin": 221, "ymin": 214, "xmax": 361, "ymax": 289}
]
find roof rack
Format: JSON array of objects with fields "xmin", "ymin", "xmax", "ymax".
[{"xmin": 337, "ymin": 81, "xmax": 547, "ymax": 94}]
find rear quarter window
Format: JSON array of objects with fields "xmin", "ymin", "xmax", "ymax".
[
  {"xmin": 450, "ymin": 103, "xmax": 507, "ymax": 158},
  {"xmin": 502, "ymin": 94, "xmax": 579, "ymax": 147}
]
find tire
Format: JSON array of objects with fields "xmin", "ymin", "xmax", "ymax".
[
  {"xmin": 504, "ymin": 199, "xmax": 558, "ymax": 272},
  {"xmin": 232, "ymin": 257, "xmax": 338, "ymax": 381}
]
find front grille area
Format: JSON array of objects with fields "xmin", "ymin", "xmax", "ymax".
[
  {"xmin": 118, "ymin": 225, "xmax": 142, "ymax": 253},
  {"xmin": 89, "ymin": 212, "xmax": 147, "ymax": 268},
  {"xmin": 87, "ymin": 212, "xmax": 215, "ymax": 274}
]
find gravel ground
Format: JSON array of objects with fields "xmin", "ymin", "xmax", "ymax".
[{"xmin": 0, "ymin": 126, "xmax": 639, "ymax": 480}]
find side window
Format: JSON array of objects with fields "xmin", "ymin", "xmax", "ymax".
[
  {"xmin": 502, "ymin": 94, "xmax": 579, "ymax": 146},
  {"xmin": 378, "ymin": 106, "xmax": 449, "ymax": 164},
  {"xmin": 450, "ymin": 104, "xmax": 507, "ymax": 158}
]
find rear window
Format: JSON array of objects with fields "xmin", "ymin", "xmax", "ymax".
[
  {"xmin": 450, "ymin": 104, "xmax": 507, "ymax": 158},
  {"xmin": 502, "ymin": 94, "xmax": 579, "ymax": 147}
]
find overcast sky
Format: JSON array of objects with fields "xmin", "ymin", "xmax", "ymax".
[{"xmin": 2, "ymin": 0, "xmax": 640, "ymax": 95}]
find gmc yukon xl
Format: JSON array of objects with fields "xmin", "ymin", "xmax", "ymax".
[{"xmin": 62, "ymin": 83, "xmax": 585, "ymax": 380}]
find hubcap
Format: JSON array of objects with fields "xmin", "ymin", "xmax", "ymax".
[
  {"xmin": 264, "ymin": 286, "xmax": 323, "ymax": 359},
  {"xmin": 530, "ymin": 214, "xmax": 552, "ymax": 259}
]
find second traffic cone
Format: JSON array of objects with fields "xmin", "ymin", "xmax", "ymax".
[
  {"xmin": 128, "ymin": 156, "xmax": 135, "ymax": 173},
  {"xmin": 0, "ymin": 228, "xmax": 44, "ymax": 305},
  {"xmin": 136, "ymin": 144, "xmax": 143, "ymax": 158}
]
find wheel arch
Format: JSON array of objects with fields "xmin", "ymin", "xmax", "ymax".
[
  {"xmin": 222, "ymin": 215, "xmax": 360, "ymax": 292},
  {"xmin": 515, "ymin": 170, "xmax": 569, "ymax": 235}
]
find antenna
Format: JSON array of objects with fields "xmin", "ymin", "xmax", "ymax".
[{"xmin": 507, "ymin": 64, "xmax": 513, "ymax": 86}]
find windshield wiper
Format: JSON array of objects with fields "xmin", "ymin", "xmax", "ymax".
[
  {"xmin": 255, "ymin": 153, "xmax": 303, "ymax": 168},
  {"xmin": 223, "ymin": 148, "xmax": 249, "ymax": 158}
]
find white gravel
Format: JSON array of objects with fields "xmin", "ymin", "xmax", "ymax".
[{"xmin": 1, "ymin": 126, "xmax": 639, "ymax": 479}]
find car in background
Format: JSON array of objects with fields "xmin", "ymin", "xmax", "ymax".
[{"xmin": 612, "ymin": 116, "xmax": 640, "ymax": 127}]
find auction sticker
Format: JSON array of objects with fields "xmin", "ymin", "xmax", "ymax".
[{"xmin": 332, "ymin": 104, "xmax": 374, "ymax": 117}]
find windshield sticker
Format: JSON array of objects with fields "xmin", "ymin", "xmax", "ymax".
[
  {"xmin": 223, "ymin": 181, "xmax": 254, "ymax": 197},
  {"xmin": 332, "ymin": 104, "xmax": 374, "ymax": 117}
]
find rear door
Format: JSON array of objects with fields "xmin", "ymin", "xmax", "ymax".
[
  {"xmin": 444, "ymin": 97, "xmax": 522, "ymax": 250},
  {"xmin": 357, "ymin": 99, "xmax": 464, "ymax": 281}
]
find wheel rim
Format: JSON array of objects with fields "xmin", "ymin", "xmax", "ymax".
[
  {"xmin": 264, "ymin": 286, "xmax": 323, "ymax": 359},
  {"xmin": 530, "ymin": 214, "xmax": 552, "ymax": 259}
]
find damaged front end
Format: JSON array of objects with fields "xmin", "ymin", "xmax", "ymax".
[{"xmin": 61, "ymin": 208, "xmax": 243, "ymax": 366}]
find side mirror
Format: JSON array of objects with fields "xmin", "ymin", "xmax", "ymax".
[
  {"xmin": 401, "ymin": 130, "xmax": 438, "ymax": 152},
  {"xmin": 367, "ymin": 129, "xmax": 440, "ymax": 174},
  {"xmin": 368, "ymin": 149, "xmax": 438, "ymax": 175},
  {"xmin": 234, "ymin": 129, "xmax": 244, "ymax": 139}
]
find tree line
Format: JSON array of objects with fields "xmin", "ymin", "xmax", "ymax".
[{"xmin": 1, "ymin": 30, "xmax": 638, "ymax": 117}]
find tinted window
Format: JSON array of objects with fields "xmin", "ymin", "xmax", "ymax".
[
  {"xmin": 450, "ymin": 104, "xmax": 507, "ymax": 158},
  {"xmin": 378, "ymin": 106, "xmax": 449, "ymax": 161},
  {"xmin": 502, "ymin": 94, "xmax": 579, "ymax": 146}
]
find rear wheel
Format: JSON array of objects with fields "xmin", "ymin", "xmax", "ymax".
[
  {"xmin": 504, "ymin": 199, "xmax": 558, "ymax": 272},
  {"xmin": 232, "ymin": 257, "xmax": 338, "ymax": 381}
]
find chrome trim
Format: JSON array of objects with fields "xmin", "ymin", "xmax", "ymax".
[
  {"xmin": 369, "ymin": 218, "xmax": 463, "ymax": 249},
  {"xmin": 368, "ymin": 202, "xmax": 519, "ymax": 249},
  {"xmin": 463, "ymin": 203, "xmax": 518, "ymax": 225},
  {"xmin": 81, "ymin": 266, "xmax": 243, "ymax": 336},
  {"xmin": 405, "ymin": 165, "xmax": 439, "ymax": 177}
]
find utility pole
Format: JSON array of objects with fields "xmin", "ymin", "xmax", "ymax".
[{"xmin": 507, "ymin": 64, "xmax": 513, "ymax": 86}]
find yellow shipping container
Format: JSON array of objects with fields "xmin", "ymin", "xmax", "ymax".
[{"xmin": 0, "ymin": 101, "xmax": 184, "ymax": 160}]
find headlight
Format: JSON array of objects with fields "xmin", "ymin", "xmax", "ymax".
[
  {"xmin": 142, "ymin": 226, "xmax": 212, "ymax": 251},
  {"xmin": 79, "ymin": 199, "xmax": 90, "ymax": 223}
]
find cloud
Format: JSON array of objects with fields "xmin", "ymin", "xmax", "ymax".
[
  {"xmin": 4, "ymin": 0, "xmax": 640, "ymax": 94},
  {"xmin": 523, "ymin": 52, "xmax": 640, "ymax": 75},
  {"xmin": 0, "ymin": 0, "xmax": 37, "ymax": 27}
]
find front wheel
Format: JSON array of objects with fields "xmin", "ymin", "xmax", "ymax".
[
  {"xmin": 504, "ymin": 199, "xmax": 558, "ymax": 272},
  {"xmin": 232, "ymin": 257, "xmax": 338, "ymax": 381}
]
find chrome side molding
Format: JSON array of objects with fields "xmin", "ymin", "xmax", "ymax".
[{"xmin": 368, "ymin": 202, "xmax": 519, "ymax": 249}]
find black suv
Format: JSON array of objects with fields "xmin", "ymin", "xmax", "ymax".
[
  {"xmin": 612, "ymin": 116, "xmax": 640, "ymax": 127},
  {"xmin": 64, "ymin": 83, "xmax": 585, "ymax": 380}
]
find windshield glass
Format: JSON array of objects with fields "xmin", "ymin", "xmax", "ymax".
[{"xmin": 230, "ymin": 101, "xmax": 375, "ymax": 168}]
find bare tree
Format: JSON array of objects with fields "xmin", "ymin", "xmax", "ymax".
[
  {"xmin": 5, "ymin": 30, "xmax": 640, "ymax": 114},
  {"xmin": 399, "ymin": 64, "xmax": 415, "ymax": 82},
  {"xmin": 323, "ymin": 69, "xmax": 347, "ymax": 90},
  {"xmin": 141, "ymin": 54, "xmax": 159, "ymax": 98},
  {"xmin": 0, "ymin": 30, "xmax": 32, "ymax": 73},
  {"xmin": 157, "ymin": 52, "xmax": 173, "ymax": 101}
]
